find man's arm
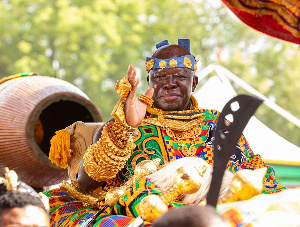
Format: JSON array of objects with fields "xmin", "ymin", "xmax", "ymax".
[
  {"xmin": 76, "ymin": 65, "xmax": 153, "ymax": 193},
  {"xmin": 77, "ymin": 118, "xmax": 115, "ymax": 193}
]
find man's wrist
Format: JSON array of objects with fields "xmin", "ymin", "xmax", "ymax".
[{"xmin": 83, "ymin": 122, "xmax": 136, "ymax": 182}]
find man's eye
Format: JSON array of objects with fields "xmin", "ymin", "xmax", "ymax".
[{"xmin": 175, "ymin": 74, "xmax": 187, "ymax": 79}]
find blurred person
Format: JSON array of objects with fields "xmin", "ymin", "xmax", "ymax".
[{"xmin": 0, "ymin": 168, "xmax": 50, "ymax": 227}]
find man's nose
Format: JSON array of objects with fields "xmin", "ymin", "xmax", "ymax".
[{"xmin": 164, "ymin": 75, "xmax": 178, "ymax": 89}]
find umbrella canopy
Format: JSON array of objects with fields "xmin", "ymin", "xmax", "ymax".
[{"xmin": 221, "ymin": 0, "xmax": 300, "ymax": 44}]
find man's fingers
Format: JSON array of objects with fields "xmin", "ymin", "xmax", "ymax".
[
  {"xmin": 127, "ymin": 64, "xmax": 136, "ymax": 86},
  {"xmin": 130, "ymin": 78, "xmax": 139, "ymax": 94},
  {"xmin": 127, "ymin": 64, "xmax": 133, "ymax": 77}
]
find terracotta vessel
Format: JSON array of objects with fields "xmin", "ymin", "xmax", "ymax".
[{"xmin": 0, "ymin": 75, "xmax": 102, "ymax": 188}]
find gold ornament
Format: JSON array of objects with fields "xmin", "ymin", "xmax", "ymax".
[
  {"xmin": 83, "ymin": 122, "xmax": 136, "ymax": 182},
  {"xmin": 143, "ymin": 95, "xmax": 203, "ymax": 156},
  {"xmin": 1, "ymin": 167, "xmax": 51, "ymax": 211},
  {"xmin": 143, "ymin": 116, "xmax": 203, "ymax": 132},
  {"xmin": 138, "ymin": 94, "xmax": 154, "ymax": 106},
  {"xmin": 139, "ymin": 195, "xmax": 169, "ymax": 222},
  {"xmin": 111, "ymin": 98, "xmax": 137, "ymax": 131},
  {"xmin": 183, "ymin": 57, "xmax": 192, "ymax": 68},
  {"xmin": 145, "ymin": 59, "xmax": 154, "ymax": 71},
  {"xmin": 159, "ymin": 60, "xmax": 167, "ymax": 69},
  {"xmin": 4, "ymin": 167, "xmax": 18, "ymax": 191},
  {"xmin": 218, "ymin": 167, "xmax": 267, "ymax": 204},
  {"xmin": 105, "ymin": 159, "xmax": 161, "ymax": 207},
  {"xmin": 60, "ymin": 181, "xmax": 104, "ymax": 207},
  {"xmin": 105, "ymin": 186, "xmax": 128, "ymax": 207},
  {"xmin": 145, "ymin": 95, "xmax": 199, "ymax": 117},
  {"xmin": 115, "ymin": 77, "xmax": 132, "ymax": 100},
  {"xmin": 140, "ymin": 164, "xmax": 207, "ymax": 222},
  {"xmin": 166, "ymin": 127, "xmax": 202, "ymax": 157},
  {"xmin": 169, "ymin": 59, "xmax": 178, "ymax": 67}
]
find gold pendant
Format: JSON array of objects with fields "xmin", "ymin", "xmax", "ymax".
[
  {"xmin": 181, "ymin": 145, "xmax": 190, "ymax": 157},
  {"xmin": 188, "ymin": 145, "xmax": 197, "ymax": 157},
  {"xmin": 194, "ymin": 127, "xmax": 202, "ymax": 136},
  {"xmin": 181, "ymin": 144, "xmax": 197, "ymax": 157},
  {"xmin": 166, "ymin": 128, "xmax": 175, "ymax": 138}
]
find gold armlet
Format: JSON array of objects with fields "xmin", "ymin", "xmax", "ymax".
[
  {"xmin": 138, "ymin": 94, "xmax": 154, "ymax": 106},
  {"xmin": 83, "ymin": 122, "xmax": 136, "ymax": 182},
  {"xmin": 115, "ymin": 77, "xmax": 132, "ymax": 100}
]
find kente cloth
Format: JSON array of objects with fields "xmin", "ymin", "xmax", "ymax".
[
  {"xmin": 45, "ymin": 178, "xmax": 183, "ymax": 226},
  {"xmin": 46, "ymin": 108, "xmax": 285, "ymax": 226},
  {"xmin": 220, "ymin": 0, "xmax": 300, "ymax": 44}
]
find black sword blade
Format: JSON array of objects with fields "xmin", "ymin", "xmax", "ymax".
[{"xmin": 206, "ymin": 94, "xmax": 263, "ymax": 207}]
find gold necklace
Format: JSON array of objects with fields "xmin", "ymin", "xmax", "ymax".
[
  {"xmin": 165, "ymin": 126, "xmax": 202, "ymax": 157},
  {"xmin": 142, "ymin": 95, "xmax": 203, "ymax": 156},
  {"xmin": 146, "ymin": 95, "xmax": 199, "ymax": 117},
  {"xmin": 143, "ymin": 117, "xmax": 203, "ymax": 131}
]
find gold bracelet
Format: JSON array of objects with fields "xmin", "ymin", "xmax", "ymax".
[
  {"xmin": 139, "ymin": 94, "xmax": 154, "ymax": 106},
  {"xmin": 83, "ymin": 122, "xmax": 136, "ymax": 182},
  {"xmin": 108, "ymin": 121, "xmax": 129, "ymax": 149},
  {"xmin": 115, "ymin": 77, "xmax": 132, "ymax": 100}
]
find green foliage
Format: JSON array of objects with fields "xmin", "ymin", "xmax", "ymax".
[{"xmin": 0, "ymin": 0, "xmax": 299, "ymax": 146}]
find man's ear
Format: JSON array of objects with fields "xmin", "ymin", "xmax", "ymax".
[{"xmin": 192, "ymin": 75, "xmax": 198, "ymax": 92}]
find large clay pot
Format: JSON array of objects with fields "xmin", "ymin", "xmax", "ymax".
[{"xmin": 0, "ymin": 75, "xmax": 102, "ymax": 188}]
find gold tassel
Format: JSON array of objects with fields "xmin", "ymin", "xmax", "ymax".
[{"xmin": 49, "ymin": 129, "xmax": 71, "ymax": 168}]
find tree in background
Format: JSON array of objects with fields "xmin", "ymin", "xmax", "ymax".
[{"xmin": 0, "ymin": 0, "xmax": 299, "ymax": 146}]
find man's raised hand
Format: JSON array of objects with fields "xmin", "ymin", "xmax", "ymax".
[{"xmin": 125, "ymin": 64, "xmax": 154, "ymax": 128}]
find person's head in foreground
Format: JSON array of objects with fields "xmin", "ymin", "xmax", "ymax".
[
  {"xmin": 146, "ymin": 39, "xmax": 199, "ymax": 111},
  {"xmin": 152, "ymin": 205, "xmax": 231, "ymax": 227},
  {"xmin": 0, "ymin": 168, "xmax": 50, "ymax": 227},
  {"xmin": 0, "ymin": 191, "xmax": 50, "ymax": 227}
]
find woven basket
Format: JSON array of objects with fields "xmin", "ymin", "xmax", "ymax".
[{"xmin": 0, "ymin": 75, "xmax": 102, "ymax": 188}]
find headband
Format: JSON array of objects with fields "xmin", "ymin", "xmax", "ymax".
[{"xmin": 145, "ymin": 39, "xmax": 198, "ymax": 71}]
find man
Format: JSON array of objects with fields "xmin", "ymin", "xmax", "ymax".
[{"xmin": 47, "ymin": 39, "xmax": 285, "ymax": 226}]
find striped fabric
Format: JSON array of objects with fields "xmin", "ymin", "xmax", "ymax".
[{"xmin": 221, "ymin": 0, "xmax": 300, "ymax": 44}]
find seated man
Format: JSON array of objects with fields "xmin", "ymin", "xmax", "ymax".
[
  {"xmin": 47, "ymin": 39, "xmax": 285, "ymax": 226},
  {"xmin": 0, "ymin": 168, "xmax": 50, "ymax": 227}
]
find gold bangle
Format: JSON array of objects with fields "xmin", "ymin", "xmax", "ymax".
[
  {"xmin": 139, "ymin": 94, "xmax": 154, "ymax": 106},
  {"xmin": 115, "ymin": 77, "xmax": 132, "ymax": 100},
  {"xmin": 83, "ymin": 122, "xmax": 136, "ymax": 182},
  {"xmin": 107, "ymin": 121, "xmax": 130, "ymax": 149}
]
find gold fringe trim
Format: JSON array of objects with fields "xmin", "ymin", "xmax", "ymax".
[{"xmin": 49, "ymin": 129, "xmax": 71, "ymax": 168}]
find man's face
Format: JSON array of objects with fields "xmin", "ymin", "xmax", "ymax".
[
  {"xmin": 0, "ymin": 205, "xmax": 50, "ymax": 227},
  {"xmin": 148, "ymin": 67, "xmax": 198, "ymax": 111}
]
